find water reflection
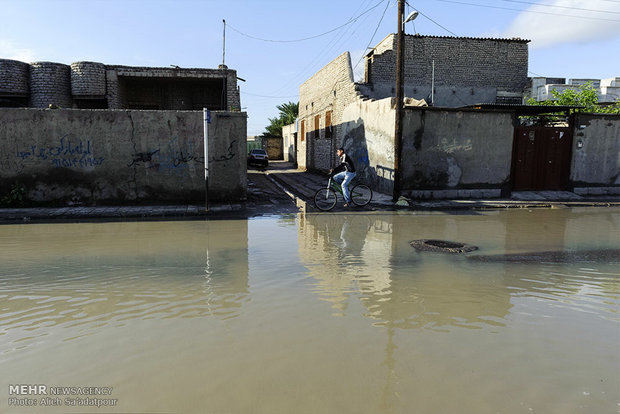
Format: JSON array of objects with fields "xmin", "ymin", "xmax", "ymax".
[
  {"xmin": 0, "ymin": 221, "xmax": 249, "ymax": 356},
  {"xmin": 297, "ymin": 209, "xmax": 620, "ymax": 329}
]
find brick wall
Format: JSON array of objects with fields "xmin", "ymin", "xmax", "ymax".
[
  {"xmin": 0, "ymin": 59, "xmax": 29, "ymax": 97},
  {"xmin": 70, "ymin": 62, "xmax": 106, "ymax": 97},
  {"xmin": 366, "ymin": 34, "xmax": 529, "ymax": 104},
  {"xmin": 29, "ymin": 62, "xmax": 73, "ymax": 108},
  {"xmin": 0, "ymin": 59, "xmax": 241, "ymax": 111},
  {"xmin": 299, "ymin": 52, "xmax": 359, "ymax": 171}
]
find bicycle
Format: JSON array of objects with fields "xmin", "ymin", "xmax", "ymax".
[{"xmin": 314, "ymin": 175, "xmax": 373, "ymax": 211}]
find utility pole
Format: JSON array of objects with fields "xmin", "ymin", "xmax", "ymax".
[{"xmin": 393, "ymin": 0, "xmax": 405, "ymax": 202}]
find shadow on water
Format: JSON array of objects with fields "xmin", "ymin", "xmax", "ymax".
[{"xmin": 468, "ymin": 249, "xmax": 620, "ymax": 263}]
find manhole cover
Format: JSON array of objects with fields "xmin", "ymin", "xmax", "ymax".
[{"xmin": 410, "ymin": 239, "xmax": 478, "ymax": 254}]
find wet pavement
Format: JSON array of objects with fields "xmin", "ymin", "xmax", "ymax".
[{"xmin": 1, "ymin": 160, "xmax": 618, "ymax": 223}]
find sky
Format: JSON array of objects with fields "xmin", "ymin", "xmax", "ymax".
[{"xmin": 1, "ymin": 0, "xmax": 619, "ymax": 135}]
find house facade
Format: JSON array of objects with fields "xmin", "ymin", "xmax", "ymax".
[
  {"xmin": 296, "ymin": 35, "xmax": 619, "ymax": 198},
  {"xmin": 0, "ymin": 59, "xmax": 247, "ymax": 205},
  {"xmin": 0, "ymin": 58, "xmax": 241, "ymax": 111}
]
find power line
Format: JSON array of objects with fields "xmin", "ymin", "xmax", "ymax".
[
  {"xmin": 412, "ymin": 7, "xmax": 545, "ymax": 77},
  {"xmin": 429, "ymin": 0, "xmax": 620, "ymax": 22},
  {"xmin": 353, "ymin": 0, "xmax": 393, "ymax": 73},
  {"xmin": 242, "ymin": 91, "xmax": 299, "ymax": 99},
  {"xmin": 501, "ymin": 0, "xmax": 620, "ymax": 14},
  {"xmin": 270, "ymin": 0, "xmax": 378, "ymax": 96},
  {"xmin": 226, "ymin": 0, "xmax": 387, "ymax": 43}
]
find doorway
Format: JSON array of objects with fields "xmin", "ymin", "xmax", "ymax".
[{"xmin": 511, "ymin": 126, "xmax": 573, "ymax": 191}]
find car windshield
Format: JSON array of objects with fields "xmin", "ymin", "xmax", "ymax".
[{"xmin": 251, "ymin": 150, "xmax": 267, "ymax": 155}]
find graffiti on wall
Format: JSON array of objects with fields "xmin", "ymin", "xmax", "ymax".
[
  {"xmin": 15, "ymin": 134, "xmax": 104, "ymax": 169},
  {"xmin": 129, "ymin": 138, "xmax": 238, "ymax": 177},
  {"xmin": 439, "ymin": 137, "xmax": 473, "ymax": 153},
  {"xmin": 128, "ymin": 137, "xmax": 204, "ymax": 178},
  {"xmin": 212, "ymin": 140, "xmax": 237, "ymax": 163}
]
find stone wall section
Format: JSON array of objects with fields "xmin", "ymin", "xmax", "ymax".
[
  {"xmin": 0, "ymin": 59, "xmax": 29, "ymax": 97},
  {"xmin": 299, "ymin": 52, "xmax": 359, "ymax": 171},
  {"xmin": 365, "ymin": 34, "xmax": 529, "ymax": 104},
  {"xmin": 0, "ymin": 59, "xmax": 241, "ymax": 110},
  {"xmin": 29, "ymin": 62, "xmax": 73, "ymax": 108},
  {"xmin": 71, "ymin": 62, "xmax": 106, "ymax": 97}
]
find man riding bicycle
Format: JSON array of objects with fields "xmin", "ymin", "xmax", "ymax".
[{"xmin": 329, "ymin": 148, "xmax": 356, "ymax": 207}]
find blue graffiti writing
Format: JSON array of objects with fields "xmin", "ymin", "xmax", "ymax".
[
  {"xmin": 52, "ymin": 157, "xmax": 104, "ymax": 168},
  {"xmin": 16, "ymin": 135, "xmax": 103, "ymax": 169}
]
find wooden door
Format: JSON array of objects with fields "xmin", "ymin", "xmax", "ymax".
[{"xmin": 512, "ymin": 127, "xmax": 572, "ymax": 190}]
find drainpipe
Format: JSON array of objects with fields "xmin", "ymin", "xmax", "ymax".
[{"xmin": 393, "ymin": 0, "xmax": 405, "ymax": 202}]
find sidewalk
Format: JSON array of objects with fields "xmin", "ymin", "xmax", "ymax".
[{"xmin": 1, "ymin": 161, "xmax": 618, "ymax": 223}]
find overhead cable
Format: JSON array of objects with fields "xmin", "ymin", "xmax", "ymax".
[
  {"xmin": 226, "ymin": 0, "xmax": 387, "ymax": 43},
  {"xmin": 429, "ymin": 0, "xmax": 620, "ymax": 22}
]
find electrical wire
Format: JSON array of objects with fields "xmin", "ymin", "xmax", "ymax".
[
  {"xmin": 353, "ymin": 0, "xmax": 393, "ymax": 73},
  {"xmin": 407, "ymin": 3, "xmax": 546, "ymax": 77},
  {"xmin": 501, "ymin": 0, "xmax": 620, "ymax": 14},
  {"xmin": 270, "ymin": 0, "xmax": 378, "ymax": 96},
  {"xmin": 226, "ymin": 0, "xmax": 387, "ymax": 43},
  {"xmin": 428, "ymin": 0, "xmax": 620, "ymax": 22},
  {"xmin": 242, "ymin": 91, "xmax": 299, "ymax": 99},
  {"xmin": 307, "ymin": 0, "xmax": 394, "ymax": 114}
]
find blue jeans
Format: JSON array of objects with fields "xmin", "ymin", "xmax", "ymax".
[{"xmin": 333, "ymin": 171, "xmax": 356, "ymax": 203}]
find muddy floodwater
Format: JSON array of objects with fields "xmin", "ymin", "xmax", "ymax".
[{"xmin": 1, "ymin": 208, "xmax": 619, "ymax": 414}]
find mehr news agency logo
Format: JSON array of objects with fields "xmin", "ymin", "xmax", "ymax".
[{"xmin": 8, "ymin": 384, "xmax": 117, "ymax": 408}]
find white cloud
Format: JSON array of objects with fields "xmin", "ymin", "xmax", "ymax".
[
  {"xmin": 0, "ymin": 39, "xmax": 37, "ymax": 63},
  {"xmin": 503, "ymin": 0, "xmax": 620, "ymax": 49}
]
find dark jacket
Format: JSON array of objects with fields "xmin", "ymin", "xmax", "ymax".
[{"xmin": 332, "ymin": 153, "xmax": 355, "ymax": 174}]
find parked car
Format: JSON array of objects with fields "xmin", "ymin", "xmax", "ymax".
[{"xmin": 247, "ymin": 149, "xmax": 269, "ymax": 167}]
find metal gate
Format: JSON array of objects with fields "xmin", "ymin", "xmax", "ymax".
[{"xmin": 512, "ymin": 126, "xmax": 573, "ymax": 191}]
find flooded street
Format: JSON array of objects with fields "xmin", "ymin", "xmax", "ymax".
[{"xmin": 1, "ymin": 208, "xmax": 619, "ymax": 414}]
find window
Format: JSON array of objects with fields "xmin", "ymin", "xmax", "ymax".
[
  {"xmin": 300, "ymin": 119, "xmax": 305, "ymax": 142},
  {"xmin": 314, "ymin": 114, "xmax": 320, "ymax": 139},
  {"xmin": 325, "ymin": 110, "xmax": 333, "ymax": 139}
]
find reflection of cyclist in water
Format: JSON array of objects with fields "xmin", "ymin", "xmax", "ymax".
[{"xmin": 329, "ymin": 147, "xmax": 356, "ymax": 207}]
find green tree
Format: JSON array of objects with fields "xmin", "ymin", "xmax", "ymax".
[
  {"xmin": 262, "ymin": 101, "xmax": 299, "ymax": 138},
  {"xmin": 527, "ymin": 82, "xmax": 620, "ymax": 114}
]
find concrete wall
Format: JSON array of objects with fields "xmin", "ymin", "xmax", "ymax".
[
  {"xmin": 0, "ymin": 108, "xmax": 246, "ymax": 205},
  {"xmin": 341, "ymin": 97, "xmax": 396, "ymax": 194},
  {"xmin": 400, "ymin": 108, "xmax": 515, "ymax": 198},
  {"xmin": 282, "ymin": 123, "xmax": 296, "ymax": 164},
  {"xmin": 571, "ymin": 113, "xmax": 620, "ymax": 194},
  {"xmin": 263, "ymin": 136, "xmax": 283, "ymax": 160}
]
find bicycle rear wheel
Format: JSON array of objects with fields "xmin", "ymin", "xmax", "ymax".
[
  {"xmin": 351, "ymin": 184, "xmax": 372, "ymax": 207},
  {"xmin": 314, "ymin": 188, "xmax": 337, "ymax": 211}
]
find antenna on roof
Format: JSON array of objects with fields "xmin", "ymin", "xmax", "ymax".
[{"xmin": 222, "ymin": 20, "xmax": 226, "ymax": 68}]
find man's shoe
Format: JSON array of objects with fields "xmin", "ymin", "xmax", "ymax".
[{"xmin": 343, "ymin": 203, "xmax": 350, "ymax": 207}]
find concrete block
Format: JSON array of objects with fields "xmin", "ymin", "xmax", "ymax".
[
  {"xmin": 482, "ymin": 189, "xmax": 501, "ymax": 198},
  {"xmin": 588, "ymin": 187, "xmax": 606, "ymax": 195}
]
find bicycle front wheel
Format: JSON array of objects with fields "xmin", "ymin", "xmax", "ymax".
[
  {"xmin": 351, "ymin": 184, "xmax": 372, "ymax": 207},
  {"xmin": 314, "ymin": 188, "xmax": 337, "ymax": 211}
]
